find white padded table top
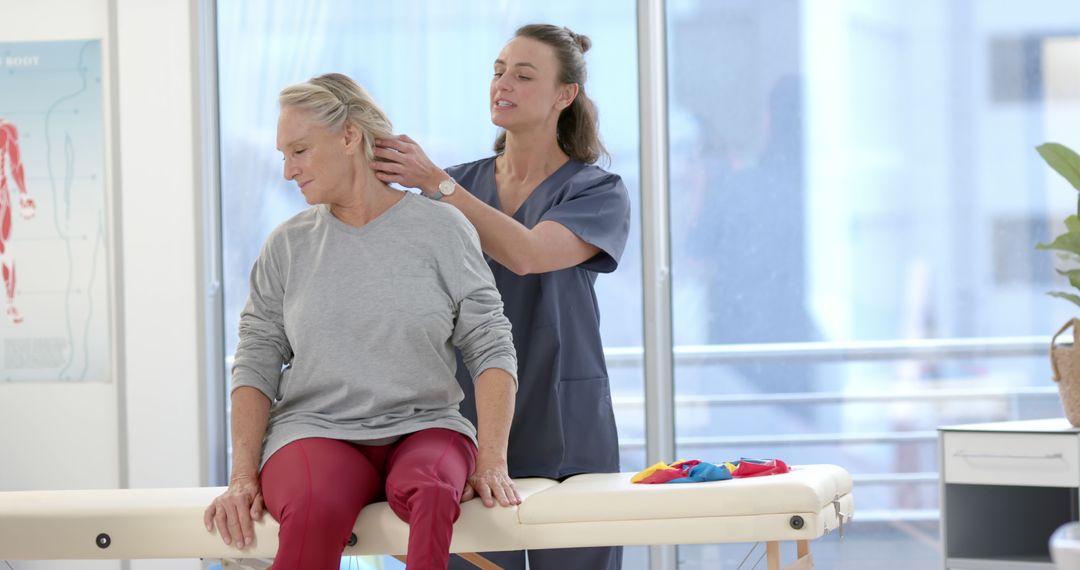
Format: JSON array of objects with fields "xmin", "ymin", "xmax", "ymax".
[
  {"xmin": 514, "ymin": 465, "xmax": 853, "ymax": 551},
  {"xmin": 519, "ymin": 464, "xmax": 852, "ymax": 524},
  {"xmin": 0, "ymin": 465, "xmax": 853, "ymax": 560}
]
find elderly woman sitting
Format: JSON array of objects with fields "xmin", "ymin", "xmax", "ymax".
[{"xmin": 204, "ymin": 73, "xmax": 520, "ymax": 570}]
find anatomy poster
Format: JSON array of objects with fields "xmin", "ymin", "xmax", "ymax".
[{"xmin": 0, "ymin": 40, "xmax": 110, "ymax": 382}]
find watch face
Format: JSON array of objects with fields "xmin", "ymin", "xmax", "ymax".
[{"xmin": 439, "ymin": 178, "xmax": 456, "ymax": 196}]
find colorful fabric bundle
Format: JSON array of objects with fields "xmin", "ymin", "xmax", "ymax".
[
  {"xmin": 631, "ymin": 458, "xmax": 789, "ymax": 484},
  {"xmin": 630, "ymin": 460, "xmax": 735, "ymax": 484},
  {"xmin": 733, "ymin": 458, "xmax": 790, "ymax": 478}
]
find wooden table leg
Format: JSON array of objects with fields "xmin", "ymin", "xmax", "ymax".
[
  {"xmin": 784, "ymin": 540, "xmax": 814, "ymax": 569},
  {"xmin": 457, "ymin": 552, "xmax": 504, "ymax": 570},
  {"xmin": 767, "ymin": 541, "xmax": 781, "ymax": 570},
  {"xmin": 394, "ymin": 552, "xmax": 502, "ymax": 569}
]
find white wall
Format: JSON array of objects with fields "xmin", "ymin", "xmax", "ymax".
[
  {"xmin": 0, "ymin": 1, "xmax": 210, "ymax": 569},
  {"xmin": 0, "ymin": 0, "xmax": 120, "ymax": 495},
  {"xmin": 115, "ymin": 0, "xmax": 207, "ymax": 492}
]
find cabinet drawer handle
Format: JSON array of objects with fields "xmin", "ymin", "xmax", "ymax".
[{"xmin": 953, "ymin": 451, "xmax": 1064, "ymax": 460}]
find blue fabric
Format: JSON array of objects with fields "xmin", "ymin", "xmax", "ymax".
[
  {"xmin": 667, "ymin": 462, "xmax": 734, "ymax": 483},
  {"xmin": 446, "ymin": 156, "xmax": 631, "ymax": 479}
]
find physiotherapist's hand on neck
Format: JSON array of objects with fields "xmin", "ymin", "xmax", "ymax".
[{"xmin": 371, "ymin": 134, "xmax": 447, "ymax": 195}]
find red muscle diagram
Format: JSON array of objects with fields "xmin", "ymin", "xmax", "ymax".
[{"xmin": 0, "ymin": 118, "xmax": 36, "ymax": 324}]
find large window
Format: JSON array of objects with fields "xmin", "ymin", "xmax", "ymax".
[
  {"xmin": 668, "ymin": 1, "xmax": 1080, "ymax": 568},
  {"xmin": 216, "ymin": 1, "xmax": 643, "ymax": 568},
  {"xmin": 217, "ymin": 1, "xmax": 1080, "ymax": 568}
]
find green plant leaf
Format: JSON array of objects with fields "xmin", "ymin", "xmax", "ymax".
[
  {"xmin": 1067, "ymin": 215, "xmax": 1080, "ymax": 233},
  {"xmin": 1037, "ymin": 143, "xmax": 1080, "ymax": 192},
  {"xmin": 1048, "ymin": 291, "xmax": 1080, "ymax": 309},
  {"xmin": 1037, "ymin": 230, "xmax": 1080, "ymax": 256},
  {"xmin": 1057, "ymin": 268, "xmax": 1080, "ymax": 290}
]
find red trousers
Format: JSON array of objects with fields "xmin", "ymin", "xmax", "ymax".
[{"xmin": 260, "ymin": 429, "xmax": 477, "ymax": 570}]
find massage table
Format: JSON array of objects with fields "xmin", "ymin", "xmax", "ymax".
[{"xmin": 0, "ymin": 464, "xmax": 852, "ymax": 570}]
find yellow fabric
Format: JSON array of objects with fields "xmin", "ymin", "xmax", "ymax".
[
  {"xmin": 630, "ymin": 460, "xmax": 693, "ymax": 483},
  {"xmin": 631, "ymin": 461, "xmax": 668, "ymax": 483}
]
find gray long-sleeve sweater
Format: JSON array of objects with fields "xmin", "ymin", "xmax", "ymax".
[{"xmin": 232, "ymin": 192, "xmax": 518, "ymax": 467}]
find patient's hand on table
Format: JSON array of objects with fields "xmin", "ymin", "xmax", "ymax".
[
  {"xmin": 465, "ymin": 459, "xmax": 521, "ymax": 508},
  {"xmin": 204, "ymin": 476, "xmax": 265, "ymax": 550}
]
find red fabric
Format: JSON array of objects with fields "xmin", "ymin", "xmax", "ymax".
[
  {"xmin": 732, "ymin": 458, "xmax": 790, "ymax": 478},
  {"xmin": 671, "ymin": 459, "xmax": 700, "ymax": 470},
  {"xmin": 260, "ymin": 429, "xmax": 476, "ymax": 570},
  {"xmin": 636, "ymin": 469, "xmax": 682, "ymax": 484}
]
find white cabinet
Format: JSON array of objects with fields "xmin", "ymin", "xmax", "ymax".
[{"xmin": 940, "ymin": 419, "xmax": 1080, "ymax": 570}]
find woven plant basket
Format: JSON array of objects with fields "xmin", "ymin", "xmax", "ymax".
[{"xmin": 1051, "ymin": 318, "xmax": 1080, "ymax": 427}]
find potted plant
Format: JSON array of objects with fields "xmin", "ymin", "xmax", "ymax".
[{"xmin": 1038, "ymin": 142, "xmax": 1080, "ymax": 426}]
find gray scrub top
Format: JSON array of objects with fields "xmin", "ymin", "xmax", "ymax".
[{"xmin": 446, "ymin": 156, "xmax": 631, "ymax": 479}]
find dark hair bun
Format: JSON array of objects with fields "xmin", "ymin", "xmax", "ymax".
[{"xmin": 565, "ymin": 28, "xmax": 591, "ymax": 53}]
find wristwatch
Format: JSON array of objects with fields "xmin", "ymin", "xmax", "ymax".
[{"xmin": 430, "ymin": 177, "xmax": 457, "ymax": 201}]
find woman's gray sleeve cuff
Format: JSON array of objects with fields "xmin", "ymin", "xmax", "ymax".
[{"xmin": 470, "ymin": 356, "xmax": 519, "ymax": 391}]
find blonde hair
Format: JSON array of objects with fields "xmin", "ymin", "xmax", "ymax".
[{"xmin": 279, "ymin": 73, "xmax": 393, "ymax": 162}]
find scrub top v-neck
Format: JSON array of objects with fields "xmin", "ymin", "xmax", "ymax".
[{"xmin": 446, "ymin": 155, "xmax": 631, "ymax": 479}]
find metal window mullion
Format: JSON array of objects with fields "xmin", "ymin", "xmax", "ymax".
[
  {"xmin": 603, "ymin": 336, "xmax": 1050, "ymax": 366},
  {"xmin": 638, "ymin": 0, "xmax": 675, "ymax": 569},
  {"xmin": 193, "ymin": 0, "xmax": 227, "ymax": 487},
  {"xmin": 620, "ymin": 430, "xmax": 939, "ymax": 448},
  {"xmin": 610, "ymin": 386, "xmax": 1058, "ymax": 406}
]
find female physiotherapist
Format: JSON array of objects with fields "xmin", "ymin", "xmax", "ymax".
[{"xmin": 373, "ymin": 24, "xmax": 630, "ymax": 570}]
